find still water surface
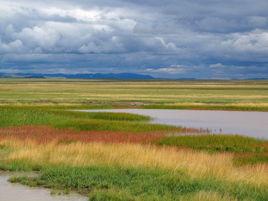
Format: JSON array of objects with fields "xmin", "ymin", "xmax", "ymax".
[{"xmin": 79, "ymin": 109, "xmax": 268, "ymax": 139}]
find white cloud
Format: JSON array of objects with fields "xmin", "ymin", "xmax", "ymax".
[
  {"xmin": 228, "ymin": 30, "xmax": 268, "ymax": 52},
  {"xmin": 210, "ymin": 63, "xmax": 226, "ymax": 69},
  {"xmin": 146, "ymin": 65, "xmax": 187, "ymax": 74}
]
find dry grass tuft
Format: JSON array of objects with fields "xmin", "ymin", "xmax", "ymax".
[{"xmin": 183, "ymin": 191, "xmax": 238, "ymax": 201}]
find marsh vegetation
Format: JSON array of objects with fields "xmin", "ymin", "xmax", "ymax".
[{"xmin": 0, "ymin": 79, "xmax": 267, "ymax": 201}]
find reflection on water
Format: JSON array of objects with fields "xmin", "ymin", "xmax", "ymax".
[
  {"xmin": 0, "ymin": 174, "xmax": 87, "ymax": 201},
  {"xmin": 79, "ymin": 109, "xmax": 268, "ymax": 139}
]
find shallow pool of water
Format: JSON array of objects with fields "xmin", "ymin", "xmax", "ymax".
[
  {"xmin": 79, "ymin": 109, "xmax": 268, "ymax": 139},
  {"xmin": 0, "ymin": 174, "xmax": 87, "ymax": 201}
]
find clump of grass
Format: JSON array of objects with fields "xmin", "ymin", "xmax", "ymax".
[
  {"xmin": 58, "ymin": 119, "xmax": 176, "ymax": 133},
  {"xmin": 180, "ymin": 191, "xmax": 239, "ymax": 201},
  {"xmin": 61, "ymin": 111, "xmax": 151, "ymax": 122},
  {"xmin": 157, "ymin": 135, "xmax": 267, "ymax": 153},
  {"xmin": 0, "ymin": 143, "xmax": 12, "ymax": 161},
  {"xmin": 234, "ymin": 153, "xmax": 268, "ymax": 166},
  {"xmin": 157, "ymin": 135, "xmax": 268, "ymax": 165}
]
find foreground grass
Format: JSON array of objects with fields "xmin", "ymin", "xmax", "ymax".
[
  {"xmin": 0, "ymin": 139, "xmax": 267, "ymax": 201},
  {"xmin": 1, "ymin": 140, "xmax": 267, "ymax": 186},
  {"xmin": 8, "ymin": 166, "xmax": 268, "ymax": 201},
  {"xmin": 1, "ymin": 79, "xmax": 268, "ymax": 111}
]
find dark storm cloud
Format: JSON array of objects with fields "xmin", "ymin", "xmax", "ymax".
[{"xmin": 0, "ymin": 0, "xmax": 268, "ymax": 78}]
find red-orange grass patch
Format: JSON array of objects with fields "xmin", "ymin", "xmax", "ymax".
[{"xmin": 0, "ymin": 125, "xmax": 165, "ymax": 144}]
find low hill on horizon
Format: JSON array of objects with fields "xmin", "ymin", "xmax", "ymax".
[{"xmin": 0, "ymin": 73, "xmax": 155, "ymax": 80}]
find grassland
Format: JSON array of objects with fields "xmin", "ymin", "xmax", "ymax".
[
  {"xmin": 158, "ymin": 135, "xmax": 266, "ymax": 153},
  {"xmin": 0, "ymin": 79, "xmax": 267, "ymax": 201},
  {"xmin": 0, "ymin": 106, "xmax": 180, "ymax": 133},
  {"xmin": 1, "ymin": 140, "xmax": 268, "ymax": 201},
  {"xmin": 157, "ymin": 135, "xmax": 268, "ymax": 166},
  {"xmin": 1, "ymin": 79, "xmax": 268, "ymax": 111}
]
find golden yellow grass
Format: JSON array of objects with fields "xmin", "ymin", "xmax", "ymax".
[
  {"xmin": 1, "ymin": 139, "xmax": 267, "ymax": 186},
  {"xmin": 1, "ymin": 80, "xmax": 268, "ymax": 107},
  {"xmin": 182, "ymin": 191, "xmax": 238, "ymax": 201}
]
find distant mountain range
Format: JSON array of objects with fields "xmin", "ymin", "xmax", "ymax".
[
  {"xmin": 0, "ymin": 73, "xmax": 155, "ymax": 80},
  {"xmin": 1, "ymin": 73, "xmax": 266, "ymax": 80}
]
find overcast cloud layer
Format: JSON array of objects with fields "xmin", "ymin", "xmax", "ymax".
[{"xmin": 0, "ymin": 0, "xmax": 268, "ymax": 79}]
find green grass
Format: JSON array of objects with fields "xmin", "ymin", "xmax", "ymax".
[
  {"xmin": 234, "ymin": 154, "xmax": 268, "ymax": 166},
  {"xmin": 143, "ymin": 104, "xmax": 268, "ymax": 112},
  {"xmin": 157, "ymin": 135, "xmax": 268, "ymax": 165},
  {"xmin": 0, "ymin": 144, "xmax": 11, "ymax": 160},
  {"xmin": 60, "ymin": 111, "xmax": 150, "ymax": 122},
  {"xmin": 157, "ymin": 135, "xmax": 267, "ymax": 153},
  {"xmin": 7, "ymin": 165, "xmax": 268, "ymax": 201},
  {"xmin": 0, "ymin": 106, "xmax": 178, "ymax": 133}
]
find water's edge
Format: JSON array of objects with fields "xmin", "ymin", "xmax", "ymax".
[
  {"xmin": 0, "ymin": 173, "xmax": 87, "ymax": 201},
  {"xmin": 77, "ymin": 109, "xmax": 268, "ymax": 139}
]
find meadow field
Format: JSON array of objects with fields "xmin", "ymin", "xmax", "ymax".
[
  {"xmin": 0, "ymin": 79, "xmax": 267, "ymax": 201},
  {"xmin": 1, "ymin": 79, "xmax": 268, "ymax": 111}
]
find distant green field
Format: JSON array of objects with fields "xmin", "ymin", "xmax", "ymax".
[{"xmin": 1, "ymin": 79, "xmax": 268, "ymax": 111}]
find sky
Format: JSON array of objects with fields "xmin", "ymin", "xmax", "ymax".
[{"xmin": 0, "ymin": 0, "xmax": 268, "ymax": 79}]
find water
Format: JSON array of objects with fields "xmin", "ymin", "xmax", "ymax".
[
  {"xmin": 0, "ymin": 173, "xmax": 87, "ymax": 201},
  {"xmin": 78, "ymin": 109, "xmax": 268, "ymax": 139}
]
